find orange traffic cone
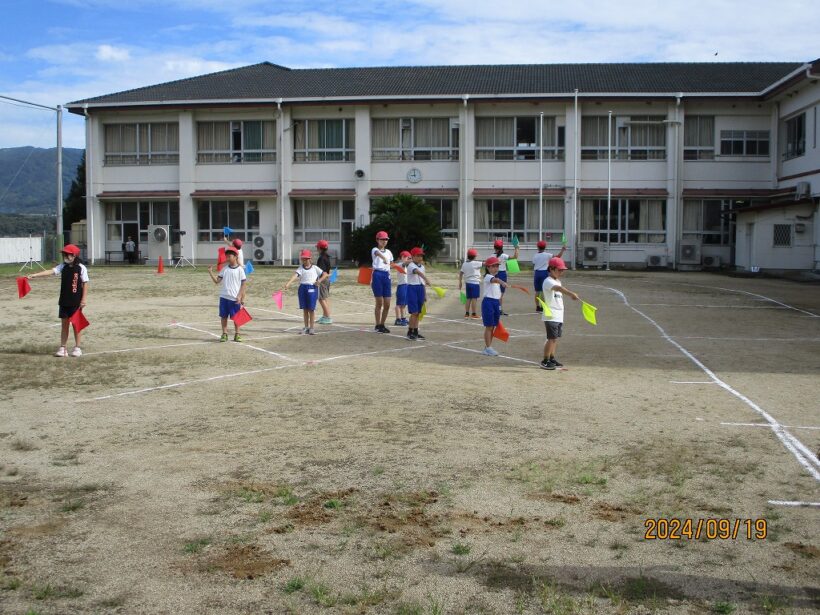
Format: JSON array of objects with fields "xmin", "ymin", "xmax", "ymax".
[{"xmin": 157, "ymin": 256, "xmax": 165, "ymax": 274}]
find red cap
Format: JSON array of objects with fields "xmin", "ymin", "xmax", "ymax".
[
  {"xmin": 225, "ymin": 246, "xmax": 238, "ymax": 256},
  {"xmin": 410, "ymin": 247, "xmax": 424, "ymax": 256},
  {"xmin": 485, "ymin": 256, "xmax": 500, "ymax": 266},
  {"xmin": 536, "ymin": 240, "xmax": 547, "ymax": 249},
  {"xmin": 493, "ymin": 239, "xmax": 504, "ymax": 249},
  {"xmin": 316, "ymin": 239, "xmax": 329, "ymax": 249},
  {"xmin": 549, "ymin": 257, "xmax": 568, "ymax": 270},
  {"xmin": 232, "ymin": 238, "xmax": 243, "ymax": 249},
  {"xmin": 466, "ymin": 248, "xmax": 478, "ymax": 258},
  {"xmin": 375, "ymin": 231, "xmax": 389, "ymax": 240},
  {"xmin": 60, "ymin": 244, "xmax": 80, "ymax": 256},
  {"xmin": 300, "ymin": 249, "xmax": 312, "ymax": 259},
  {"xmin": 399, "ymin": 250, "xmax": 411, "ymax": 258}
]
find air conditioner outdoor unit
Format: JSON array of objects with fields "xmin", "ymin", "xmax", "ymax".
[
  {"xmin": 582, "ymin": 242, "xmax": 604, "ymax": 267},
  {"xmin": 679, "ymin": 242, "xmax": 701, "ymax": 265},
  {"xmin": 646, "ymin": 254, "xmax": 668, "ymax": 268},
  {"xmin": 252, "ymin": 234, "xmax": 275, "ymax": 263},
  {"xmin": 795, "ymin": 181, "xmax": 811, "ymax": 199},
  {"xmin": 702, "ymin": 254, "xmax": 722, "ymax": 268},
  {"xmin": 147, "ymin": 225, "xmax": 172, "ymax": 263}
]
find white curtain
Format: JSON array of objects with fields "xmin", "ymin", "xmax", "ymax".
[
  {"xmin": 682, "ymin": 200, "xmax": 701, "ymax": 231},
  {"xmin": 474, "ymin": 200, "xmax": 489, "ymax": 229}
]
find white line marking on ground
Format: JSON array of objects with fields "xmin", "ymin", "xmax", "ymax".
[
  {"xmin": 83, "ymin": 340, "xmax": 214, "ymax": 356},
  {"xmin": 172, "ymin": 322, "xmax": 297, "ymax": 362},
  {"xmin": 633, "ymin": 303, "xmax": 788, "ymax": 309},
  {"xmin": 720, "ymin": 422, "xmax": 820, "ymax": 431},
  {"xmin": 767, "ymin": 500, "xmax": 820, "ymax": 507},
  {"xmin": 670, "ymin": 381, "xmax": 717, "ymax": 384},
  {"xmin": 584, "ymin": 283, "xmax": 820, "ymax": 482},
  {"xmin": 664, "ymin": 282, "xmax": 820, "ymax": 318}
]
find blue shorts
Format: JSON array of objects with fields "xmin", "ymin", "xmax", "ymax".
[
  {"xmin": 407, "ymin": 285, "xmax": 426, "ymax": 315},
  {"xmin": 465, "ymin": 282, "xmax": 480, "ymax": 299},
  {"xmin": 58, "ymin": 304, "xmax": 80, "ymax": 319},
  {"xmin": 534, "ymin": 270, "xmax": 548, "ymax": 293},
  {"xmin": 497, "ymin": 270, "xmax": 507, "ymax": 294},
  {"xmin": 482, "ymin": 297, "xmax": 501, "ymax": 327},
  {"xmin": 371, "ymin": 270, "xmax": 391, "ymax": 298},
  {"xmin": 396, "ymin": 283, "xmax": 408, "ymax": 306},
  {"xmin": 219, "ymin": 297, "xmax": 242, "ymax": 319},
  {"xmin": 298, "ymin": 284, "xmax": 318, "ymax": 311}
]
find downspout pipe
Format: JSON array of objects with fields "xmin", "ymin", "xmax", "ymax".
[
  {"xmin": 277, "ymin": 98, "xmax": 285, "ymax": 266},
  {"xmin": 460, "ymin": 94, "xmax": 469, "ymax": 265},
  {"xmin": 82, "ymin": 103, "xmax": 93, "ymax": 264}
]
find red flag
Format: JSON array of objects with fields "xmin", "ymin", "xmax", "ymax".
[
  {"xmin": 16, "ymin": 277, "xmax": 31, "ymax": 299},
  {"xmin": 68, "ymin": 308, "xmax": 90, "ymax": 333},
  {"xmin": 492, "ymin": 320, "xmax": 510, "ymax": 342},
  {"xmin": 510, "ymin": 284, "xmax": 530, "ymax": 295},
  {"xmin": 390, "ymin": 262, "xmax": 407, "ymax": 274},
  {"xmin": 217, "ymin": 247, "xmax": 226, "ymax": 272},
  {"xmin": 231, "ymin": 306, "xmax": 252, "ymax": 327},
  {"xmin": 357, "ymin": 267, "xmax": 372, "ymax": 285}
]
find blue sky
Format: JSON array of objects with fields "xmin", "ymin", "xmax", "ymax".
[{"xmin": 1, "ymin": 0, "xmax": 817, "ymax": 149}]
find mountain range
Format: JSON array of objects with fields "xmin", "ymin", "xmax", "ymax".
[{"xmin": 0, "ymin": 146, "xmax": 84, "ymax": 214}]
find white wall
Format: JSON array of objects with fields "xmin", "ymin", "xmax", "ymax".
[
  {"xmin": 735, "ymin": 203, "xmax": 816, "ymax": 270},
  {"xmin": 0, "ymin": 237, "xmax": 43, "ymax": 264}
]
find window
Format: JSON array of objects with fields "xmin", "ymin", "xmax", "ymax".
[
  {"xmin": 581, "ymin": 115, "xmax": 666, "ymax": 160},
  {"xmin": 197, "ymin": 121, "xmax": 276, "ymax": 163},
  {"xmin": 719, "ymin": 130, "xmax": 769, "ymax": 156},
  {"xmin": 423, "ymin": 198, "xmax": 458, "ymax": 237},
  {"xmin": 197, "ymin": 201, "xmax": 260, "ymax": 242},
  {"xmin": 684, "ymin": 116, "xmax": 715, "ymax": 160},
  {"xmin": 293, "ymin": 119, "xmax": 355, "ymax": 162},
  {"xmin": 475, "ymin": 117, "xmax": 564, "ymax": 161},
  {"xmin": 372, "ymin": 118, "xmax": 459, "ymax": 161},
  {"xmin": 474, "ymin": 198, "xmax": 564, "ymax": 243},
  {"xmin": 104, "ymin": 123, "xmax": 179, "ymax": 165},
  {"xmin": 784, "ymin": 113, "xmax": 806, "ymax": 159},
  {"xmin": 580, "ymin": 199, "xmax": 666, "ymax": 243},
  {"xmin": 292, "ymin": 200, "xmax": 346, "ymax": 242},
  {"xmin": 681, "ymin": 199, "xmax": 737, "ymax": 245},
  {"xmin": 105, "ymin": 200, "xmax": 179, "ymax": 243},
  {"xmin": 773, "ymin": 224, "xmax": 792, "ymax": 247}
]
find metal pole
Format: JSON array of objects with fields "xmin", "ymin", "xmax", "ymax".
[
  {"xmin": 572, "ymin": 89, "xmax": 578, "ymax": 269},
  {"xmin": 606, "ymin": 110, "xmax": 612, "ymax": 271},
  {"xmin": 56, "ymin": 105, "xmax": 63, "ymax": 250},
  {"xmin": 539, "ymin": 111, "xmax": 543, "ymax": 242}
]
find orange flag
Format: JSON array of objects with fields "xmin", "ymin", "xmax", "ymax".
[
  {"xmin": 357, "ymin": 267, "xmax": 372, "ymax": 285},
  {"xmin": 68, "ymin": 308, "xmax": 89, "ymax": 333},
  {"xmin": 492, "ymin": 320, "xmax": 510, "ymax": 342},
  {"xmin": 390, "ymin": 262, "xmax": 407, "ymax": 274}
]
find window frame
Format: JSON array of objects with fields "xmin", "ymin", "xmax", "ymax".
[
  {"xmin": 196, "ymin": 200, "xmax": 260, "ymax": 243},
  {"xmin": 103, "ymin": 122, "xmax": 180, "ymax": 166},
  {"xmin": 475, "ymin": 116, "xmax": 565, "ymax": 161},
  {"xmin": 372, "ymin": 117, "xmax": 459, "ymax": 161},
  {"xmin": 293, "ymin": 119, "xmax": 355, "ymax": 162},
  {"xmin": 683, "ymin": 115, "xmax": 715, "ymax": 160},
  {"xmin": 719, "ymin": 129, "xmax": 770, "ymax": 157},
  {"xmin": 473, "ymin": 198, "xmax": 565, "ymax": 243},
  {"xmin": 581, "ymin": 115, "xmax": 666, "ymax": 161},
  {"xmin": 784, "ymin": 113, "xmax": 806, "ymax": 160},
  {"xmin": 292, "ymin": 199, "xmax": 347, "ymax": 242},
  {"xmin": 196, "ymin": 120, "xmax": 276, "ymax": 164},
  {"xmin": 580, "ymin": 198, "xmax": 667, "ymax": 243},
  {"xmin": 772, "ymin": 224, "xmax": 792, "ymax": 247}
]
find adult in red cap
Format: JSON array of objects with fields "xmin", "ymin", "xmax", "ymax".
[
  {"xmin": 28, "ymin": 244, "xmax": 88, "ymax": 357},
  {"xmin": 371, "ymin": 231, "xmax": 394, "ymax": 333},
  {"xmin": 284, "ymin": 248, "xmax": 328, "ymax": 335},
  {"xmin": 315, "ymin": 240, "xmax": 333, "ymax": 324},
  {"xmin": 405, "ymin": 247, "xmax": 433, "ymax": 340},
  {"xmin": 479, "ymin": 256, "xmax": 509, "ymax": 356},
  {"xmin": 539, "ymin": 256, "xmax": 579, "ymax": 370},
  {"xmin": 532, "ymin": 237, "xmax": 566, "ymax": 312},
  {"xmin": 492, "ymin": 238, "xmax": 519, "ymax": 316},
  {"xmin": 458, "ymin": 248, "xmax": 482, "ymax": 319}
]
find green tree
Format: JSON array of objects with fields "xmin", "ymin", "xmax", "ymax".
[
  {"xmin": 349, "ymin": 194, "xmax": 445, "ymax": 264},
  {"xmin": 63, "ymin": 153, "xmax": 86, "ymax": 229}
]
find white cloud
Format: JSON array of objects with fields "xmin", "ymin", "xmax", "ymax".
[{"xmin": 96, "ymin": 44, "xmax": 131, "ymax": 62}]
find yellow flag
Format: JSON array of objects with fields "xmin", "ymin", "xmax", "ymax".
[
  {"xmin": 536, "ymin": 296, "xmax": 552, "ymax": 317},
  {"xmin": 581, "ymin": 301, "xmax": 597, "ymax": 325},
  {"xmin": 432, "ymin": 286, "xmax": 446, "ymax": 299},
  {"xmin": 419, "ymin": 302, "xmax": 426, "ymax": 321}
]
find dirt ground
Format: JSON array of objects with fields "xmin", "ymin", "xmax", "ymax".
[{"xmin": 0, "ymin": 263, "xmax": 818, "ymax": 615}]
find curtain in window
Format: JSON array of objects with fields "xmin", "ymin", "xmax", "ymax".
[
  {"xmin": 121, "ymin": 125, "xmax": 137, "ymax": 154},
  {"xmin": 198, "ymin": 123, "xmax": 213, "ymax": 151},
  {"xmin": 685, "ymin": 116, "xmax": 714, "ymax": 147},
  {"xmin": 494, "ymin": 118, "xmax": 514, "ymax": 147},
  {"xmin": 303, "ymin": 200, "xmax": 324, "ymax": 228},
  {"xmin": 541, "ymin": 117, "xmax": 557, "ymax": 147},
  {"xmin": 414, "ymin": 119, "xmax": 432, "ymax": 147},
  {"xmin": 638, "ymin": 199, "xmax": 665, "ymax": 242},
  {"xmin": 346, "ymin": 119, "xmax": 355, "ymax": 150},
  {"xmin": 293, "ymin": 121, "xmax": 306, "ymax": 150},
  {"xmin": 262, "ymin": 121, "xmax": 275, "ymax": 150},
  {"xmin": 476, "ymin": 118, "xmax": 494, "ymax": 147},
  {"xmin": 138, "ymin": 125, "xmax": 149, "ymax": 155},
  {"xmin": 526, "ymin": 199, "xmax": 539, "ymax": 230},
  {"xmin": 243, "ymin": 121, "xmax": 262, "ymax": 150},
  {"xmin": 682, "ymin": 200, "xmax": 701, "ymax": 231},
  {"xmin": 430, "ymin": 119, "xmax": 449, "ymax": 146},
  {"xmin": 307, "ymin": 121, "xmax": 320, "ymax": 149},
  {"xmin": 372, "ymin": 119, "xmax": 399, "ymax": 149},
  {"xmin": 321, "ymin": 201, "xmax": 340, "ymax": 228},
  {"xmin": 544, "ymin": 200, "xmax": 564, "ymax": 228},
  {"xmin": 580, "ymin": 200, "xmax": 595, "ymax": 230},
  {"xmin": 474, "ymin": 200, "xmax": 489, "ymax": 229},
  {"xmin": 581, "ymin": 117, "xmax": 606, "ymax": 147}
]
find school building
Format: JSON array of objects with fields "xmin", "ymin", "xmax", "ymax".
[{"xmin": 66, "ymin": 59, "xmax": 820, "ymax": 271}]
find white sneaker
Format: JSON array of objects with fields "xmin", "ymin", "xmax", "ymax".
[
  {"xmin": 307, "ymin": 328, "xmax": 315, "ymax": 335},
  {"xmin": 482, "ymin": 347, "xmax": 499, "ymax": 356},
  {"xmin": 70, "ymin": 347, "xmax": 82, "ymax": 357},
  {"xmin": 54, "ymin": 346, "xmax": 67, "ymax": 357}
]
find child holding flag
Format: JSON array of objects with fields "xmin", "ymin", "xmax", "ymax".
[
  {"xmin": 406, "ymin": 247, "xmax": 432, "ymax": 340},
  {"xmin": 458, "ymin": 248, "xmax": 482, "ymax": 319},
  {"xmin": 315, "ymin": 239, "xmax": 333, "ymax": 325},
  {"xmin": 393, "ymin": 250, "xmax": 411, "ymax": 327},
  {"xmin": 492, "ymin": 238, "xmax": 519, "ymax": 316},
  {"xmin": 208, "ymin": 246, "xmax": 247, "ymax": 342},
  {"xmin": 540, "ymin": 257, "xmax": 579, "ymax": 370},
  {"xmin": 27, "ymin": 244, "xmax": 89, "ymax": 357},
  {"xmin": 532, "ymin": 240, "xmax": 566, "ymax": 312},
  {"xmin": 284, "ymin": 249, "xmax": 329, "ymax": 335},
  {"xmin": 480, "ymin": 256, "xmax": 509, "ymax": 356}
]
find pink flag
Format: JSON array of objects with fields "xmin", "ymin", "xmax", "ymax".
[
  {"xmin": 16, "ymin": 277, "xmax": 31, "ymax": 299},
  {"xmin": 68, "ymin": 308, "xmax": 90, "ymax": 333},
  {"xmin": 272, "ymin": 291, "xmax": 283, "ymax": 310},
  {"xmin": 231, "ymin": 306, "xmax": 252, "ymax": 327}
]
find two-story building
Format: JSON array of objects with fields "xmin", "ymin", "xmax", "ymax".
[{"xmin": 66, "ymin": 59, "xmax": 820, "ymax": 271}]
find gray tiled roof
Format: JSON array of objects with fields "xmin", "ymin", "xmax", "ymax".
[{"xmin": 67, "ymin": 61, "xmax": 804, "ymax": 107}]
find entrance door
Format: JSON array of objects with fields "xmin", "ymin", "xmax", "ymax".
[{"xmin": 124, "ymin": 222, "xmax": 139, "ymax": 263}]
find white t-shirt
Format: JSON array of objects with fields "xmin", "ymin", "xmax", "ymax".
[
  {"xmin": 218, "ymin": 265, "xmax": 246, "ymax": 300},
  {"xmin": 497, "ymin": 253, "xmax": 510, "ymax": 272},
  {"xmin": 532, "ymin": 251, "xmax": 554, "ymax": 271},
  {"xmin": 396, "ymin": 262, "xmax": 408, "ymax": 285},
  {"xmin": 53, "ymin": 262, "xmax": 90, "ymax": 283},
  {"xmin": 371, "ymin": 247, "xmax": 393, "ymax": 272},
  {"xmin": 542, "ymin": 276, "xmax": 564, "ymax": 323},
  {"xmin": 235, "ymin": 248, "xmax": 245, "ymax": 267},
  {"xmin": 460, "ymin": 260, "xmax": 482, "ymax": 284},
  {"xmin": 483, "ymin": 273, "xmax": 501, "ymax": 299},
  {"xmin": 296, "ymin": 264, "xmax": 323, "ymax": 285},
  {"xmin": 407, "ymin": 262, "xmax": 425, "ymax": 285}
]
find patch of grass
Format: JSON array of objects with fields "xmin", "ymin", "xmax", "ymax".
[
  {"xmin": 371, "ymin": 465, "xmax": 385, "ymax": 476},
  {"xmin": 282, "ymin": 577, "xmax": 306, "ymax": 594},
  {"xmin": 339, "ymin": 585, "xmax": 393, "ymax": 607},
  {"xmin": 511, "ymin": 458, "xmax": 610, "ymax": 494},
  {"xmin": 257, "ymin": 510, "xmax": 273, "ymax": 523},
  {"xmin": 712, "ymin": 601, "xmax": 736, "ymax": 613},
  {"xmin": 537, "ymin": 582, "xmax": 594, "ymax": 614},
  {"xmin": 11, "ymin": 439, "xmax": 38, "ymax": 452},
  {"xmin": 2, "ymin": 577, "xmax": 21, "ymax": 591},
  {"xmin": 308, "ymin": 582, "xmax": 337, "ymax": 607},
  {"xmin": 323, "ymin": 498, "xmax": 344, "ymax": 509},
  {"xmin": 59, "ymin": 499, "xmax": 85, "ymax": 513},
  {"xmin": 545, "ymin": 517, "xmax": 566, "ymax": 528},
  {"xmin": 183, "ymin": 537, "xmax": 211, "ymax": 554},
  {"xmin": 51, "ymin": 450, "xmax": 81, "ymax": 466},
  {"xmin": 31, "ymin": 583, "xmax": 83, "ymax": 600},
  {"xmin": 761, "ymin": 594, "xmax": 790, "ymax": 613},
  {"xmin": 234, "ymin": 487, "xmax": 265, "ymax": 503},
  {"xmin": 451, "ymin": 542, "xmax": 471, "ymax": 556}
]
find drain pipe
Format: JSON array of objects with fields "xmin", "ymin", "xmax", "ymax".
[
  {"xmin": 572, "ymin": 89, "xmax": 579, "ymax": 269},
  {"xmin": 82, "ymin": 103, "xmax": 93, "ymax": 264},
  {"xmin": 277, "ymin": 98, "xmax": 285, "ymax": 266},
  {"xmin": 460, "ymin": 94, "xmax": 469, "ymax": 265}
]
